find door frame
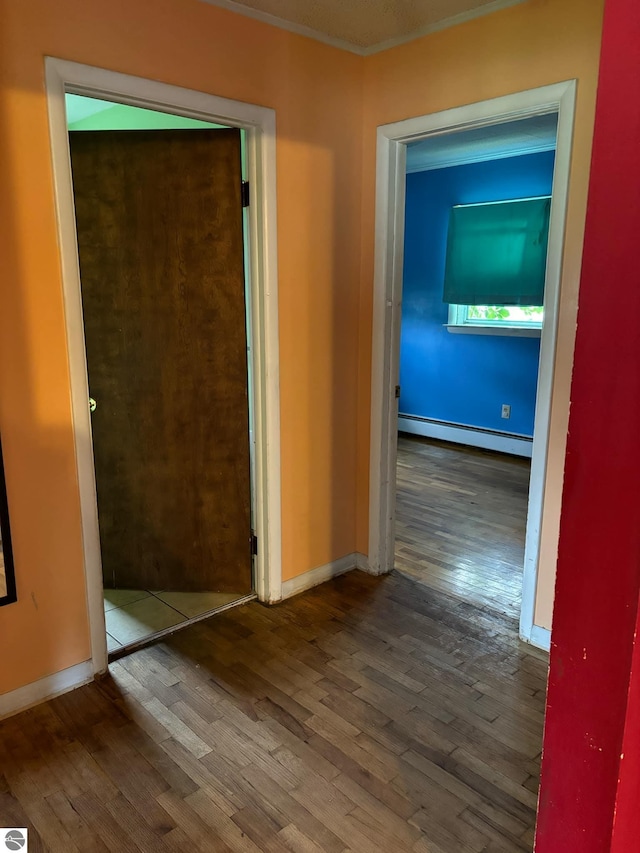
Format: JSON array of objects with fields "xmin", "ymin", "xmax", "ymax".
[
  {"xmin": 45, "ymin": 58, "xmax": 282, "ymax": 676},
  {"xmin": 368, "ymin": 81, "xmax": 576, "ymax": 649}
]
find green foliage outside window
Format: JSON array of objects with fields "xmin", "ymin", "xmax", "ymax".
[{"xmin": 466, "ymin": 305, "xmax": 544, "ymax": 324}]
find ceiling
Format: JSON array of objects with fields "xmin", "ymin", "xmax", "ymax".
[
  {"xmin": 406, "ymin": 112, "xmax": 558, "ymax": 173},
  {"xmin": 200, "ymin": 0, "xmax": 528, "ymax": 54}
]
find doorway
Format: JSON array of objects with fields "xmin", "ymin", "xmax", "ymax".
[
  {"xmin": 66, "ymin": 94, "xmax": 256, "ymax": 655},
  {"xmin": 368, "ymin": 82, "xmax": 576, "ymax": 649},
  {"xmin": 46, "ymin": 59, "xmax": 282, "ymax": 675},
  {"xmin": 396, "ymin": 118, "xmax": 556, "ymax": 624}
]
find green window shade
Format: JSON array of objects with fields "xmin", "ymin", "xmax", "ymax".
[{"xmin": 443, "ymin": 196, "xmax": 551, "ymax": 306}]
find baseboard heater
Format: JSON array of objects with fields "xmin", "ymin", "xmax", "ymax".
[{"xmin": 398, "ymin": 414, "xmax": 533, "ymax": 458}]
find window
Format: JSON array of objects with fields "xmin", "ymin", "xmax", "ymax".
[
  {"xmin": 443, "ymin": 196, "xmax": 550, "ymax": 336},
  {"xmin": 447, "ymin": 303, "xmax": 544, "ymax": 335}
]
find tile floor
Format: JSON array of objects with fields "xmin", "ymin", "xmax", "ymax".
[{"xmin": 103, "ymin": 588, "xmax": 242, "ymax": 652}]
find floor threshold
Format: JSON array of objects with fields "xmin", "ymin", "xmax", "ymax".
[{"xmin": 106, "ymin": 592, "xmax": 257, "ymax": 662}]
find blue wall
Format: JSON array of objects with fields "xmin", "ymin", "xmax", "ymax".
[{"xmin": 399, "ymin": 150, "xmax": 555, "ymax": 437}]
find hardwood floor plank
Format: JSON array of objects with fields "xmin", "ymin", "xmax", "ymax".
[
  {"xmin": 70, "ymin": 791, "xmax": 140, "ymax": 853},
  {"xmin": 45, "ymin": 790, "xmax": 111, "ymax": 852},
  {"xmin": 240, "ymin": 764, "xmax": 347, "ymax": 853},
  {"xmin": 277, "ymin": 824, "xmax": 330, "ymax": 853},
  {"xmin": 185, "ymin": 788, "xmax": 265, "ymax": 852}
]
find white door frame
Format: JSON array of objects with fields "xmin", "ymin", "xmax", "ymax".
[
  {"xmin": 45, "ymin": 58, "xmax": 282, "ymax": 677},
  {"xmin": 368, "ymin": 81, "xmax": 576, "ymax": 649}
]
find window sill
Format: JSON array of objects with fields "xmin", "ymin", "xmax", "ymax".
[{"xmin": 445, "ymin": 324, "xmax": 542, "ymax": 338}]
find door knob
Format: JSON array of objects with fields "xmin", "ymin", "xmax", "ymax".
[{"xmin": 89, "ymin": 397, "xmax": 97, "ymax": 413}]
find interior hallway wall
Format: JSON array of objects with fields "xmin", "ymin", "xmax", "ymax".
[{"xmin": 0, "ymin": 0, "xmax": 363, "ymax": 696}]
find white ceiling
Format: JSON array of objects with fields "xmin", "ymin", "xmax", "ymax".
[
  {"xmin": 406, "ymin": 112, "xmax": 558, "ymax": 173},
  {"xmin": 200, "ymin": 0, "xmax": 528, "ymax": 54}
]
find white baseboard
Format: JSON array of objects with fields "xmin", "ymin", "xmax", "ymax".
[
  {"xmin": 398, "ymin": 415, "xmax": 533, "ymax": 458},
  {"xmin": 520, "ymin": 624, "xmax": 551, "ymax": 652},
  {"xmin": 355, "ymin": 552, "xmax": 370, "ymax": 573},
  {"xmin": 281, "ymin": 553, "xmax": 362, "ymax": 600},
  {"xmin": 0, "ymin": 660, "xmax": 94, "ymax": 720}
]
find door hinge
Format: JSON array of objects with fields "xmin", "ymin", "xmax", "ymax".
[
  {"xmin": 241, "ymin": 181, "xmax": 250, "ymax": 208},
  {"xmin": 250, "ymin": 532, "xmax": 258, "ymax": 556},
  {"xmin": 395, "ymin": 385, "xmax": 401, "ymax": 399}
]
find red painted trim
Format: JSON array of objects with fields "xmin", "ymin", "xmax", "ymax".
[{"xmin": 535, "ymin": 0, "xmax": 640, "ymax": 849}]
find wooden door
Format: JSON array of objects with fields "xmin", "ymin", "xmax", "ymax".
[{"xmin": 69, "ymin": 128, "xmax": 252, "ymax": 594}]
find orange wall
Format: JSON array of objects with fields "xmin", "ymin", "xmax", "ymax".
[
  {"xmin": 356, "ymin": 0, "xmax": 605, "ymax": 630},
  {"xmin": 0, "ymin": 0, "xmax": 605, "ymax": 698},
  {"xmin": 0, "ymin": 0, "xmax": 363, "ymax": 694}
]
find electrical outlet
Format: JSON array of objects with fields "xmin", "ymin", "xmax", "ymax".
[{"xmin": 501, "ymin": 404, "xmax": 511, "ymax": 419}]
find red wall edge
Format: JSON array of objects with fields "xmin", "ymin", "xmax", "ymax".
[
  {"xmin": 610, "ymin": 600, "xmax": 640, "ymax": 851},
  {"xmin": 535, "ymin": 0, "xmax": 640, "ymax": 849}
]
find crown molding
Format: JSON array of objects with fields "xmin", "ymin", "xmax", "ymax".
[
  {"xmin": 406, "ymin": 140, "xmax": 557, "ymax": 173},
  {"xmin": 199, "ymin": 0, "xmax": 529, "ymax": 57}
]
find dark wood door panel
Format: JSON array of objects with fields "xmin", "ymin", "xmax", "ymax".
[{"xmin": 70, "ymin": 128, "xmax": 252, "ymax": 593}]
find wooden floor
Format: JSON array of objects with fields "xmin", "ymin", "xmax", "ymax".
[
  {"xmin": 0, "ymin": 567, "xmax": 547, "ymax": 851},
  {"xmin": 395, "ymin": 435, "xmax": 532, "ymax": 619}
]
